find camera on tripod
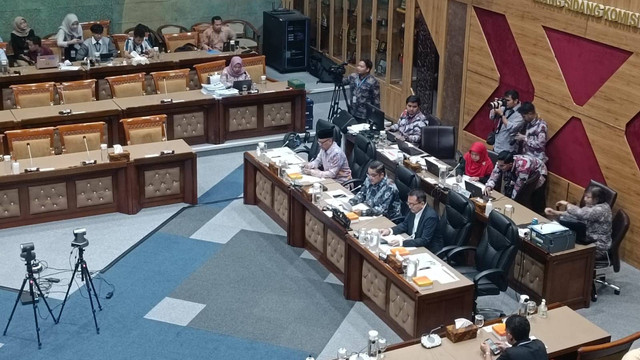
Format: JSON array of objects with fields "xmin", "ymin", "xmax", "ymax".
[
  {"xmin": 72, "ymin": 228, "xmax": 89, "ymax": 248},
  {"xmin": 20, "ymin": 242, "xmax": 36, "ymax": 263},
  {"xmin": 328, "ymin": 62, "xmax": 347, "ymax": 83},
  {"xmin": 488, "ymin": 97, "xmax": 507, "ymax": 109}
]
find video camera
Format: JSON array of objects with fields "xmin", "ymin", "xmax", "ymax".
[
  {"xmin": 327, "ymin": 62, "xmax": 347, "ymax": 83},
  {"xmin": 72, "ymin": 228, "xmax": 89, "ymax": 248},
  {"xmin": 20, "ymin": 242, "xmax": 36, "ymax": 263},
  {"xmin": 488, "ymin": 98, "xmax": 507, "ymax": 110}
]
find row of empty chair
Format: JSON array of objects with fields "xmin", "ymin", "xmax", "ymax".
[
  {"xmin": 3, "ymin": 116, "xmax": 166, "ymax": 159},
  {"xmin": 6, "ymin": 56, "xmax": 267, "ymax": 108}
]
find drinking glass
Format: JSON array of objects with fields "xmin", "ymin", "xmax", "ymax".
[
  {"xmin": 378, "ymin": 337, "xmax": 387, "ymax": 358},
  {"xmin": 527, "ymin": 300, "xmax": 537, "ymax": 319},
  {"xmin": 474, "ymin": 314, "xmax": 485, "ymax": 328}
]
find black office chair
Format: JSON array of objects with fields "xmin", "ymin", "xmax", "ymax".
[
  {"xmin": 487, "ymin": 149, "xmax": 498, "ymax": 166},
  {"xmin": 435, "ymin": 190, "xmax": 476, "ymax": 259},
  {"xmin": 425, "ymin": 113, "xmax": 442, "ymax": 126},
  {"xmin": 593, "ymin": 209, "xmax": 629, "ymax": 300},
  {"xmin": 343, "ymin": 134, "xmax": 376, "ymax": 192},
  {"xmin": 447, "ymin": 211, "xmax": 521, "ymax": 316},
  {"xmin": 514, "ymin": 171, "xmax": 540, "ymax": 210},
  {"xmin": 294, "ymin": 119, "xmax": 341, "ymax": 161},
  {"xmin": 420, "ymin": 126, "xmax": 457, "ymax": 166},
  {"xmin": 394, "ymin": 164, "xmax": 419, "ymax": 222},
  {"xmin": 581, "ymin": 180, "xmax": 617, "ymax": 208}
]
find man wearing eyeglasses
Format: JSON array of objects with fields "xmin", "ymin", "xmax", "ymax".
[
  {"xmin": 347, "ymin": 161, "xmax": 401, "ymax": 219},
  {"xmin": 380, "ymin": 189, "xmax": 442, "ymax": 252},
  {"xmin": 303, "ymin": 128, "xmax": 352, "ymax": 184}
]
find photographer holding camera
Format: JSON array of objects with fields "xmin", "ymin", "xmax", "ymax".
[
  {"xmin": 515, "ymin": 102, "xmax": 548, "ymax": 163},
  {"xmin": 346, "ymin": 59, "xmax": 380, "ymax": 122},
  {"xmin": 489, "ymin": 90, "xmax": 524, "ymax": 153}
]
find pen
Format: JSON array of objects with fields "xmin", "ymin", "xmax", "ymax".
[
  {"xmin": 442, "ymin": 267, "xmax": 456, "ymax": 279},
  {"xmin": 419, "ymin": 266, "xmax": 431, "ymax": 270}
]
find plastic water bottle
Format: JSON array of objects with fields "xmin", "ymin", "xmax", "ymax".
[
  {"xmin": 100, "ymin": 144, "xmax": 108, "ymax": 162},
  {"xmin": 367, "ymin": 330, "xmax": 379, "ymax": 358},
  {"xmin": 358, "ymin": 228, "xmax": 367, "ymax": 245},
  {"xmin": 368, "ymin": 229, "xmax": 380, "ymax": 253},
  {"xmin": 538, "ymin": 299, "xmax": 548, "ymax": 318},
  {"xmin": 484, "ymin": 199, "xmax": 493, "ymax": 217}
]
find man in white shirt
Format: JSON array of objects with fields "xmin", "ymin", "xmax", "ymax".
[
  {"xmin": 380, "ymin": 189, "xmax": 442, "ymax": 252},
  {"xmin": 76, "ymin": 24, "xmax": 117, "ymax": 60}
]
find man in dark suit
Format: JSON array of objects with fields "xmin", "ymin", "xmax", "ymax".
[
  {"xmin": 480, "ymin": 315, "xmax": 547, "ymax": 360},
  {"xmin": 380, "ymin": 189, "xmax": 442, "ymax": 253}
]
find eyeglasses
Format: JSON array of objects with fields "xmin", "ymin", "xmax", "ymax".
[
  {"xmin": 406, "ymin": 201, "xmax": 422, "ymax": 207},
  {"xmin": 367, "ymin": 172, "xmax": 380, "ymax": 178}
]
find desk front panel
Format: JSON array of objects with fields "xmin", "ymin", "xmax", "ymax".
[{"xmin": 243, "ymin": 152, "xmax": 290, "ymax": 231}]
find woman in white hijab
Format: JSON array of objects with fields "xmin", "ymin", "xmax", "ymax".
[{"xmin": 56, "ymin": 13, "xmax": 83, "ymax": 61}]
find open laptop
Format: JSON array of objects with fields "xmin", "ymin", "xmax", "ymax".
[
  {"xmin": 36, "ymin": 54, "xmax": 59, "ymax": 69},
  {"xmin": 424, "ymin": 156, "xmax": 444, "ymax": 176},
  {"xmin": 397, "ymin": 139, "xmax": 425, "ymax": 156},
  {"xmin": 365, "ymin": 103, "xmax": 385, "ymax": 131},
  {"xmin": 465, "ymin": 180, "xmax": 495, "ymax": 200},
  {"xmin": 222, "ymin": 41, "xmax": 231, "ymax": 52},
  {"xmin": 99, "ymin": 53, "xmax": 113, "ymax": 62},
  {"xmin": 232, "ymin": 79, "xmax": 253, "ymax": 91}
]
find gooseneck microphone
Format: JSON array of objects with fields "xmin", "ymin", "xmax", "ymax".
[
  {"xmin": 81, "ymin": 136, "xmax": 97, "ymax": 165},
  {"xmin": 24, "ymin": 142, "xmax": 40, "ymax": 172}
]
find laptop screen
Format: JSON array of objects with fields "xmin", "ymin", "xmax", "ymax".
[{"xmin": 232, "ymin": 80, "xmax": 253, "ymax": 91}]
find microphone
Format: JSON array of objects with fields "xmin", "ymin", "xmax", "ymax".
[
  {"xmin": 81, "ymin": 136, "xmax": 97, "ymax": 165},
  {"xmin": 447, "ymin": 163, "xmax": 461, "ymax": 178},
  {"xmin": 421, "ymin": 325, "xmax": 444, "ymax": 349},
  {"xmin": 24, "ymin": 143, "xmax": 40, "ymax": 172}
]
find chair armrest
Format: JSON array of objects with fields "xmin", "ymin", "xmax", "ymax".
[
  {"xmin": 390, "ymin": 216, "xmax": 405, "ymax": 225},
  {"xmin": 342, "ymin": 178, "xmax": 363, "ymax": 193},
  {"xmin": 294, "ymin": 146, "xmax": 310, "ymax": 155},
  {"xmin": 446, "ymin": 246, "xmax": 477, "ymax": 266},
  {"xmin": 474, "ymin": 268, "xmax": 508, "ymax": 290},
  {"xmin": 435, "ymin": 245, "xmax": 459, "ymax": 259}
]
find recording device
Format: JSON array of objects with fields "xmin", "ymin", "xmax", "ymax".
[
  {"xmin": 484, "ymin": 338, "xmax": 501, "ymax": 355},
  {"xmin": 327, "ymin": 62, "xmax": 347, "ymax": 84},
  {"xmin": 20, "ymin": 242, "xmax": 36, "ymax": 263},
  {"xmin": 81, "ymin": 136, "xmax": 97, "ymax": 166},
  {"xmin": 421, "ymin": 325, "xmax": 444, "ymax": 349},
  {"xmin": 72, "ymin": 228, "xmax": 89, "ymax": 248},
  {"xmin": 58, "ymin": 109, "xmax": 73, "ymax": 115},
  {"xmin": 24, "ymin": 143, "xmax": 40, "ymax": 172},
  {"xmin": 489, "ymin": 97, "xmax": 507, "ymax": 110}
]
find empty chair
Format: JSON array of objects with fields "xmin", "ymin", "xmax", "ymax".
[
  {"xmin": 395, "ymin": 164, "xmax": 419, "ymax": 218},
  {"xmin": 194, "ymin": 60, "xmax": 226, "ymax": 86},
  {"xmin": 57, "ymin": 122, "xmax": 105, "ymax": 153},
  {"xmin": 223, "ymin": 19, "xmax": 260, "ymax": 49},
  {"xmin": 593, "ymin": 209, "xmax": 630, "ymax": 299},
  {"xmin": 576, "ymin": 331, "xmax": 640, "ymax": 360},
  {"xmin": 110, "ymin": 34, "xmax": 130, "ymax": 57},
  {"xmin": 105, "ymin": 73, "xmax": 146, "ymax": 98},
  {"xmin": 156, "ymin": 24, "xmax": 190, "ymax": 42},
  {"xmin": 435, "ymin": 190, "xmax": 476, "ymax": 259},
  {"xmin": 421, "ymin": 126, "xmax": 456, "ymax": 166},
  {"xmin": 241, "ymin": 55, "xmax": 266, "ymax": 82},
  {"xmin": 121, "ymin": 115, "xmax": 167, "ymax": 145},
  {"xmin": 56, "ymin": 79, "xmax": 97, "ymax": 104},
  {"xmin": 487, "ymin": 149, "xmax": 499, "ymax": 166},
  {"xmin": 151, "ymin": 69, "xmax": 190, "ymax": 94},
  {"xmin": 10, "ymin": 82, "xmax": 55, "ymax": 108},
  {"xmin": 163, "ymin": 32, "xmax": 198, "ymax": 52},
  {"xmin": 5, "ymin": 127, "xmax": 55, "ymax": 159}
]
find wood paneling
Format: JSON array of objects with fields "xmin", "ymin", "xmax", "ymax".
[{"xmin": 452, "ymin": 0, "xmax": 640, "ymax": 268}]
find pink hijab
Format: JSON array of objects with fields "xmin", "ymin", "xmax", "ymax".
[{"xmin": 227, "ymin": 56, "xmax": 245, "ymax": 77}]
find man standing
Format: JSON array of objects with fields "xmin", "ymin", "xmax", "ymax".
[
  {"xmin": 348, "ymin": 161, "xmax": 401, "ymax": 219},
  {"xmin": 200, "ymin": 16, "xmax": 236, "ymax": 51},
  {"xmin": 346, "ymin": 59, "xmax": 380, "ymax": 123},
  {"xmin": 380, "ymin": 189, "xmax": 442, "ymax": 253},
  {"xmin": 387, "ymin": 95, "xmax": 437, "ymax": 144},
  {"xmin": 490, "ymin": 90, "xmax": 524, "ymax": 154},
  {"xmin": 303, "ymin": 128, "xmax": 352, "ymax": 184},
  {"xmin": 484, "ymin": 151, "xmax": 547, "ymax": 200},
  {"xmin": 516, "ymin": 102, "xmax": 548, "ymax": 163},
  {"xmin": 480, "ymin": 315, "xmax": 547, "ymax": 360},
  {"xmin": 77, "ymin": 24, "xmax": 117, "ymax": 60}
]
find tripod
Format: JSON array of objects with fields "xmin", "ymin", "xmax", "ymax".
[
  {"xmin": 328, "ymin": 78, "xmax": 351, "ymax": 120},
  {"xmin": 57, "ymin": 246, "xmax": 102, "ymax": 334},
  {"xmin": 3, "ymin": 259, "xmax": 57, "ymax": 349}
]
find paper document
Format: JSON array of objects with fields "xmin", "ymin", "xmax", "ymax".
[
  {"xmin": 326, "ymin": 189, "xmax": 352, "ymax": 199},
  {"xmin": 417, "ymin": 267, "xmax": 459, "ymax": 284},
  {"xmin": 347, "ymin": 123, "xmax": 370, "ymax": 134},
  {"xmin": 352, "ymin": 203, "xmax": 369, "ymax": 212},
  {"xmin": 530, "ymin": 221, "xmax": 567, "ymax": 234}
]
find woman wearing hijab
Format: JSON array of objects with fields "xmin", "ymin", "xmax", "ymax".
[
  {"xmin": 220, "ymin": 56, "xmax": 251, "ymax": 88},
  {"xmin": 56, "ymin": 13, "xmax": 83, "ymax": 61},
  {"xmin": 10, "ymin": 16, "xmax": 36, "ymax": 66},
  {"xmin": 463, "ymin": 142, "xmax": 494, "ymax": 183}
]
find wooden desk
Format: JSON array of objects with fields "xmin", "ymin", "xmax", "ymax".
[
  {"xmin": 0, "ymin": 109, "xmax": 16, "ymax": 132},
  {"xmin": 113, "ymin": 91, "xmax": 215, "ymax": 145},
  {"xmin": 11, "ymin": 100, "xmax": 123, "ymax": 146},
  {"xmin": 383, "ymin": 306, "xmax": 609, "ymax": 360},
  {"xmin": 0, "ymin": 66, "xmax": 85, "ymax": 90},
  {"xmin": 217, "ymin": 82, "xmax": 306, "ymax": 144},
  {"xmin": 0, "ymin": 139, "xmax": 196, "ymax": 229}
]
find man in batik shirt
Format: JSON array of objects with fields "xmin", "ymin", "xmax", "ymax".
[
  {"xmin": 516, "ymin": 101, "xmax": 548, "ymax": 163},
  {"xmin": 484, "ymin": 151, "xmax": 547, "ymax": 200},
  {"xmin": 303, "ymin": 128, "xmax": 352, "ymax": 184},
  {"xmin": 348, "ymin": 161, "xmax": 401, "ymax": 219},
  {"xmin": 346, "ymin": 59, "xmax": 380, "ymax": 122},
  {"xmin": 388, "ymin": 95, "xmax": 433, "ymax": 144}
]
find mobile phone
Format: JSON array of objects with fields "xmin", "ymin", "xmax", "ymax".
[{"xmin": 485, "ymin": 338, "xmax": 501, "ymax": 355}]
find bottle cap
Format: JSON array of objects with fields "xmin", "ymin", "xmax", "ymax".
[
  {"xmin": 3, "ymin": 155, "xmax": 11, "ymax": 161},
  {"xmin": 368, "ymin": 330, "xmax": 379, "ymax": 340},
  {"xmin": 100, "ymin": 143, "xmax": 108, "ymax": 150}
]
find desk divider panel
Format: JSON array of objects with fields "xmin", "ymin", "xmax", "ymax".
[
  {"xmin": 75, "ymin": 176, "xmax": 114, "ymax": 207},
  {"xmin": 362, "ymin": 260, "xmax": 387, "ymax": 311},
  {"xmin": 388, "ymin": 283, "xmax": 416, "ymax": 336},
  {"xmin": 273, "ymin": 186, "xmax": 289, "ymax": 225},
  {"xmin": 512, "ymin": 251, "xmax": 545, "ymax": 296},
  {"xmin": 28, "ymin": 183, "xmax": 68, "ymax": 214},
  {"xmin": 228, "ymin": 106, "xmax": 258, "ymax": 132},
  {"xmin": 304, "ymin": 211, "xmax": 325, "ymax": 253},
  {"xmin": 326, "ymin": 229, "xmax": 346, "ymax": 273},
  {"xmin": 263, "ymin": 102, "xmax": 292, "ymax": 128},
  {"xmin": 143, "ymin": 167, "xmax": 181, "ymax": 199},
  {"xmin": 172, "ymin": 112, "xmax": 205, "ymax": 138},
  {"xmin": 255, "ymin": 171, "xmax": 273, "ymax": 208},
  {"xmin": 0, "ymin": 188, "xmax": 20, "ymax": 218}
]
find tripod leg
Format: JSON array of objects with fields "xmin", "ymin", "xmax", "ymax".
[
  {"xmin": 27, "ymin": 278, "xmax": 42, "ymax": 349},
  {"xmin": 82, "ymin": 262, "xmax": 102, "ymax": 310},
  {"xmin": 3, "ymin": 277, "xmax": 28, "ymax": 335},
  {"xmin": 81, "ymin": 262, "xmax": 100, "ymax": 334},
  {"xmin": 340, "ymin": 84, "xmax": 351, "ymax": 114},
  {"xmin": 33, "ymin": 279, "xmax": 57, "ymax": 323},
  {"xmin": 56, "ymin": 257, "xmax": 81, "ymax": 324}
]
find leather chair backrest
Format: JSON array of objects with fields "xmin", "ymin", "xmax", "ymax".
[
  {"xmin": 440, "ymin": 190, "xmax": 475, "ymax": 248},
  {"xmin": 514, "ymin": 171, "xmax": 540, "ymax": 208},
  {"xmin": 581, "ymin": 180, "xmax": 617, "ymax": 208},
  {"xmin": 120, "ymin": 115, "xmax": 167, "ymax": 145},
  {"xmin": 106, "ymin": 72, "xmax": 146, "ymax": 98},
  {"xmin": 610, "ymin": 209, "xmax": 629, "ymax": 272},
  {"xmin": 242, "ymin": 55, "xmax": 266, "ymax": 82},
  {"xmin": 10, "ymin": 82, "xmax": 56, "ymax": 109},
  {"xmin": 426, "ymin": 114, "xmax": 442, "ymax": 126},
  {"xmin": 395, "ymin": 164, "xmax": 419, "ymax": 216},
  {"xmin": 487, "ymin": 149, "xmax": 499, "ymax": 166},
  {"xmin": 309, "ymin": 119, "xmax": 341, "ymax": 161},
  {"xmin": 193, "ymin": 60, "xmax": 226, "ymax": 86},
  {"xmin": 57, "ymin": 79, "xmax": 97, "ymax": 104},
  {"xmin": 57, "ymin": 122, "xmax": 105, "ymax": 153},
  {"xmin": 164, "ymin": 32, "xmax": 198, "ymax": 52},
  {"xmin": 475, "ymin": 211, "xmax": 520, "ymax": 290},
  {"xmin": 421, "ymin": 126, "xmax": 456, "ymax": 160},
  {"xmin": 5, "ymin": 127, "xmax": 55, "ymax": 160},
  {"xmin": 151, "ymin": 69, "xmax": 191, "ymax": 94},
  {"xmin": 350, "ymin": 134, "xmax": 375, "ymax": 181}
]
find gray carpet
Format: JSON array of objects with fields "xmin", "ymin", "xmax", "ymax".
[{"xmin": 171, "ymin": 229, "xmax": 355, "ymax": 354}]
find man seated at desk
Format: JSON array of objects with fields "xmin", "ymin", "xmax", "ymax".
[
  {"xmin": 480, "ymin": 315, "xmax": 547, "ymax": 360},
  {"xmin": 387, "ymin": 95, "xmax": 435, "ymax": 144},
  {"xmin": 484, "ymin": 151, "xmax": 547, "ymax": 200},
  {"xmin": 302, "ymin": 128, "xmax": 352, "ymax": 184},
  {"xmin": 380, "ymin": 189, "xmax": 442, "ymax": 253},
  {"xmin": 348, "ymin": 160, "xmax": 401, "ymax": 219},
  {"xmin": 77, "ymin": 24, "xmax": 117, "ymax": 60}
]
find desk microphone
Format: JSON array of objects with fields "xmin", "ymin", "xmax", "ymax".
[
  {"xmin": 24, "ymin": 142, "xmax": 40, "ymax": 172},
  {"xmin": 421, "ymin": 325, "xmax": 444, "ymax": 349},
  {"xmin": 81, "ymin": 136, "xmax": 97, "ymax": 165},
  {"xmin": 447, "ymin": 162, "xmax": 461, "ymax": 178}
]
